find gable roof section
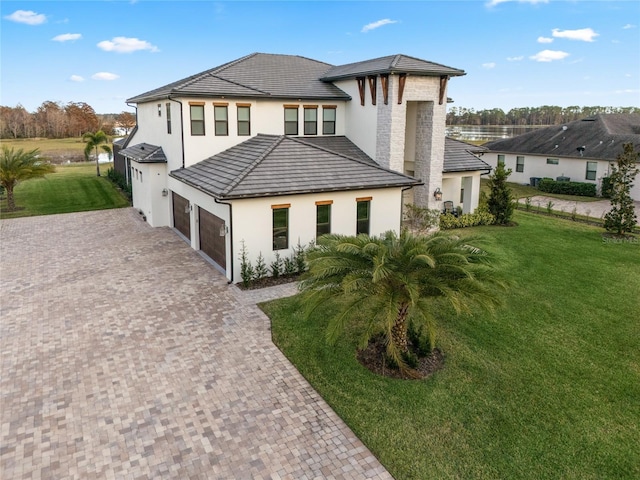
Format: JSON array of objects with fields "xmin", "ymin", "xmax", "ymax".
[
  {"xmin": 127, "ymin": 53, "xmax": 349, "ymax": 103},
  {"xmin": 170, "ymin": 135, "xmax": 420, "ymax": 200},
  {"xmin": 118, "ymin": 143, "xmax": 167, "ymax": 163},
  {"xmin": 320, "ymin": 54, "xmax": 465, "ymax": 81},
  {"xmin": 484, "ymin": 114, "xmax": 640, "ymax": 161},
  {"xmin": 444, "ymin": 138, "xmax": 491, "ymax": 173}
]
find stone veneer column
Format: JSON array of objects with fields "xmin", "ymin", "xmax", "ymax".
[
  {"xmin": 375, "ymin": 75, "xmax": 407, "ymax": 172},
  {"xmin": 414, "ymin": 101, "xmax": 444, "ymax": 210}
]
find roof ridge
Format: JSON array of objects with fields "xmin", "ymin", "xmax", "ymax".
[
  {"xmin": 289, "ymin": 136, "xmax": 417, "ymax": 180},
  {"xmin": 222, "ymin": 135, "xmax": 284, "ymax": 195},
  {"xmin": 210, "ymin": 73, "xmax": 268, "ymax": 95},
  {"xmin": 178, "ymin": 53, "xmax": 259, "ymax": 90},
  {"xmin": 390, "ymin": 54, "xmax": 403, "ymax": 69}
]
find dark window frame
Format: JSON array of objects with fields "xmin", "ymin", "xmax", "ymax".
[
  {"xmin": 586, "ymin": 161, "xmax": 597, "ymax": 181},
  {"xmin": 304, "ymin": 106, "xmax": 317, "ymax": 135},
  {"xmin": 322, "ymin": 106, "xmax": 336, "ymax": 135},
  {"xmin": 237, "ymin": 104, "xmax": 251, "ymax": 136},
  {"xmin": 546, "ymin": 158, "xmax": 559, "ymax": 165},
  {"xmin": 272, "ymin": 205, "xmax": 290, "ymax": 250},
  {"xmin": 214, "ymin": 104, "xmax": 228, "ymax": 136},
  {"xmin": 516, "ymin": 155, "xmax": 525, "ymax": 173},
  {"xmin": 166, "ymin": 103, "xmax": 172, "ymax": 134},
  {"xmin": 190, "ymin": 104, "xmax": 205, "ymax": 136},
  {"xmin": 284, "ymin": 106, "xmax": 298, "ymax": 135},
  {"xmin": 316, "ymin": 201, "xmax": 332, "ymax": 238},
  {"xmin": 497, "ymin": 154, "xmax": 505, "ymax": 166},
  {"xmin": 356, "ymin": 198, "xmax": 371, "ymax": 235}
]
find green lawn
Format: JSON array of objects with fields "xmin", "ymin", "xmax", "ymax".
[
  {"xmin": 263, "ymin": 212, "xmax": 640, "ymax": 480},
  {"xmin": 0, "ymin": 162, "xmax": 129, "ymax": 219}
]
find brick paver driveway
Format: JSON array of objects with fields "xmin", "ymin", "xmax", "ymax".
[{"xmin": 1, "ymin": 209, "xmax": 391, "ymax": 479}]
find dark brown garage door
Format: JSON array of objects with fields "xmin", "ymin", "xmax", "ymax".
[
  {"xmin": 199, "ymin": 207, "xmax": 226, "ymax": 271},
  {"xmin": 172, "ymin": 192, "xmax": 190, "ymax": 240}
]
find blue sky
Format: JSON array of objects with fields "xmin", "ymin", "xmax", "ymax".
[{"xmin": 1, "ymin": 0, "xmax": 639, "ymax": 114}]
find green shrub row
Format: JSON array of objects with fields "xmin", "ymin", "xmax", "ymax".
[
  {"xmin": 439, "ymin": 210, "xmax": 495, "ymax": 230},
  {"xmin": 239, "ymin": 240, "xmax": 311, "ymax": 288},
  {"xmin": 538, "ymin": 178, "xmax": 596, "ymax": 197},
  {"xmin": 106, "ymin": 167, "xmax": 132, "ymax": 200}
]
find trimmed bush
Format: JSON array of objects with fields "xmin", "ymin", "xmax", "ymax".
[
  {"xmin": 538, "ymin": 178, "xmax": 596, "ymax": 197},
  {"xmin": 440, "ymin": 210, "xmax": 495, "ymax": 230},
  {"xmin": 601, "ymin": 177, "xmax": 613, "ymax": 198}
]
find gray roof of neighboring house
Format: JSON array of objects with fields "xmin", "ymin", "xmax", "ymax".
[
  {"xmin": 484, "ymin": 114, "xmax": 640, "ymax": 161},
  {"xmin": 443, "ymin": 138, "xmax": 491, "ymax": 173},
  {"xmin": 169, "ymin": 134, "xmax": 421, "ymax": 200},
  {"xmin": 320, "ymin": 54, "xmax": 465, "ymax": 81},
  {"xmin": 118, "ymin": 143, "xmax": 167, "ymax": 163},
  {"xmin": 126, "ymin": 53, "xmax": 350, "ymax": 103}
]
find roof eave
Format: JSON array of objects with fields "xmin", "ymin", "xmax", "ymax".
[{"xmin": 321, "ymin": 69, "xmax": 466, "ymax": 82}]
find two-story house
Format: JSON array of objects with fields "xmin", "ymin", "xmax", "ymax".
[{"xmin": 117, "ymin": 52, "xmax": 488, "ymax": 283}]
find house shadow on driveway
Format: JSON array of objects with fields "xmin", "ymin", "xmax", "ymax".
[{"xmin": 0, "ymin": 208, "xmax": 391, "ymax": 479}]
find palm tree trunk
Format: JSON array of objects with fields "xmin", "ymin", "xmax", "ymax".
[
  {"xmin": 6, "ymin": 184, "xmax": 15, "ymax": 210},
  {"xmin": 95, "ymin": 146, "xmax": 101, "ymax": 176},
  {"xmin": 391, "ymin": 303, "xmax": 410, "ymax": 353}
]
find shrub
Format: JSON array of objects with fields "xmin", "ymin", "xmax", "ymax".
[
  {"xmin": 439, "ymin": 210, "xmax": 495, "ymax": 230},
  {"xmin": 294, "ymin": 240, "xmax": 307, "ymax": 274},
  {"xmin": 403, "ymin": 204, "xmax": 441, "ymax": 233},
  {"xmin": 487, "ymin": 162, "xmax": 515, "ymax": 225},
  {"xmin": 538, "ymin": 178, "xmax": 596, "ymax": 197},
  {"xmin": 239, "ymin": 241, "xmax": 254, "ymax": 288},
  {"xmin": 270, "ymin": 252, "xmax": 282, "ymax": 279},
  {"xmin": 283, "ymin": 256, "xmax": 297, "ymax": 276},
  {"xmin": 600, "ymin": 177, "xmax": 613, "ymax": 198},
  {"xmin": 106, "ymin": 167, "xmax": 132, "ymax": 200},
  {"xmin": 253, "ymin": 253, "xmax": 268, "ymax": 282}
]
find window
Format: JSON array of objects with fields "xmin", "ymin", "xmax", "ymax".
[
  {"xmin": 516, "ymin": 156, "xmax": 525, "ymax": 173},
  {"xmin": 356, "ymin": 198, "xmax": 371, "ymax": 235},
  {"xmin": 140, "ymin": 171, "xmax": 143, "ymax": 183},
  {"xmin": 316, "ymin": 201, "xmax": 332, "ymax": 238},
  {"xmin": 237, "ymin": 104, "xmax": 250, "ymax": 136},
  {"xmin": 546, "ymin": 158, "xmax": 559, "ymax": 165},
  {"xmin": 304, "ymin": 106, "xmax": 317, "ymax": 135},
  {"xmin": 157, "ymin": 104, "xmax": 162, "ymax": 117},
  {"xmin": 272, "ymin": 205, "xmax": 290, "ymax": 250},
  {"xmin": 586, "ymin": 161, "xmax": 597, "ymax": 181},
  {"xmin": 214, "ymin": 104, "xmax": 228, "ymax": 136},
  {"xmin": 497, "ymin": 155, "xmax": 505, "ymax": 166},
  {"xmin": 166, "ymin": 103, "xmax": 172, "ymax": 134},
  {"xmin": 190, "ymin": 104, "xmax": 205, "ymax": 136},
  {"xmin": 284, "ymin": 106, "xmax": 298, "ymax": 135},
  {"xmin": 323, "ymin": 106, "xmax": 336, "ymax": 135}
]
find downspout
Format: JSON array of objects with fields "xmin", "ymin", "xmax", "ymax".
[
  {"xmin": 214, "ymin": 198, "xmax": 234, "ymax": 284},
  {"xmin": 125, "ymin": 102, "xmax": 138, "ymax": 186},
  {"xmin": 168, "ymin": 95, "xmax": 186, "ymax": 168}
]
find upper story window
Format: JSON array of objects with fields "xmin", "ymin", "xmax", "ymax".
[
  {"xmin": 323, "ymin": 106, "xmax": 336, "ymax": 135},
  {"xmin": 190, "ymin": 103, "xmax": 205, "ymax": 136},
  {"xmin": 586, "ymin": 161, "xmax": 597, "ymax": 180},
  {"xmin": 497, "ymin": 154, "xmax": 505, "ymax": 166},
  {"xmin": 237, "ymin": 104, "xmax": 251, "ymax": 136},
  {"xmin": 166, "ymin": 103, "xmax": 172, "ymax": 134},
  {"xmin": 284, "ymin": 106, "xmax": 298, "ymax": 135},
  {"xmin": 316, "ymin": 201, "xmax": 332, "ymax": 238},
  {"xmin": 356, "ymin": 197, "xmax": 371, "ymax": 235},
  {"xmin": 516, "ymin": 156, "xmax": 524, "ymax": 173},
  {"xmin": 214, "ymin": 104, "xmax": 228, "ymax": 136},
  {"xmin": 304, "ymin": 106, "xmax": 317, "ymax": 135},
  {"xmin": 272, "ymin": 204, "xmax": 290, "ymax": 250},
  {"xmin": 157, "ymin": 104, "xmax": 162, "ymax": 117},
  {"xmin": 547, "ymin": 158, "xmax": 559, "ymax": 165}
]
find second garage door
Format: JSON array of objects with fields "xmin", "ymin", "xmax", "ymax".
[{"xmin": 199, "ymin": 207, "xmax": 226, "ymax": 271}]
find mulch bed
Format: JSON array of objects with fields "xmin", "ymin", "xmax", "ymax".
[{"xmin": 357, "ymin": 336, "xmax": 444, "ymax": 380}]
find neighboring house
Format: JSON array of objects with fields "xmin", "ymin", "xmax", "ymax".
[
  {"xmin": 119, "ymin": 52, "xmax": 487, "ymax": 283},
  {"xmin": 483, "ymin": 114, "xmax": 640, "ymax": 200}
]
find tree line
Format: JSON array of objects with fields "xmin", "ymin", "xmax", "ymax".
[
  {"xmin": 0, "ymin": 101, "xmax": 136, "ymax": 139},
  {"xmin": 446, "ymin": 105, "xmax": 638, "ymax": 126}
]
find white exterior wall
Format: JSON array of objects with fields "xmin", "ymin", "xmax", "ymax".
[
  {"xmin": 134, "ymin": 101, "xmax": 184, "ymax": 172},
  {"xmin": 334, "ymin": 79, "xmax": 378, "ymax": 160},
  {"xmin": 230, "ymin": 188, "xmax": 404, "ymax": 283},
  {"xmin": 130, "ymin": 161, "xmax": 170, "ymax": 227},
  {"xmin": 482, "ymin": 152, "xmax": 639, "ymax": 198}
]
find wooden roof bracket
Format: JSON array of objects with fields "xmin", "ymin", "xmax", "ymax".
[
  {"xmin": 367, "ymin": 75, "xmax": 377, "ymax": 105},
  {"xmin": 397, "ymin": 74, "xmax": 407, "ymax": 104},
  {"xmin": 380, "ymin": 75, "xmax": 389, "ymax": 105},
  {"xmin": 439, "ymin": 75, "xmax": 449, "ymax": 105},
  {"xmin": 356, "ymin": 77, "xmax": 366, "ymax": 106}
]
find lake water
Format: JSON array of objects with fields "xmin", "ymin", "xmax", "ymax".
[{"xmin": 446, "ymin": 125, "xmax": 547, "ymax": 142}]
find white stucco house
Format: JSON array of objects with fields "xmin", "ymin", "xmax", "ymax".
[
  {"xmin": 117, "ymin": 52, "xmax": 489, "ymax": 283},
  {"xmin": 483, "ymin": 114, "xmax": 640, "ymax": 200}
]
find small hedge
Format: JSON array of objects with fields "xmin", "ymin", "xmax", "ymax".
[
  {"xmin": 538, "ymin": 178, "xmax": 596, "ymax": 197},
  {"xmin": 440, "ymin": 210, "xmax": 495, "ymax": 230},
  {"xmin": 600, "ymin": 177, "xmax": 613, "ymax": 198}
]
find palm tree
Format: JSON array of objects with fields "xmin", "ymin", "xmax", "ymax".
[
  {"xmin": 0, "ymin": 146, "xmax": 55, "ymax": 211},
  {"xmin": 82, "ymin": 130, "xmax": 111, "ymax": 177},
  {"xmin": 300, "ymin": 230, "xmax": 505, "ymax": 377}
]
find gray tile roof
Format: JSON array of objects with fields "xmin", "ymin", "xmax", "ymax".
[
  {"xmin": 320, "ymin": 54, "xmax": 465, "ymax": 81},
  {"xmin": 294, "ymin": 136, "xmax": 377, "ymax": 165},
  {"xmin": 444, "ymin": 138, "xmax": 491, "ymax": 173},
  {"xmin": 118, "ymin": 143, "xmax": 167, "ymax": 163},
  {"xmin": 170, "ymin": 135, "xmax": 420, "ymax": 200},
  {"xmin": 126, "ymin": 53, "xmax": 350, "ymax": 103},
  {"xmin": 484, "ymin": 114, "xmax": 640, "ymax": 161}
]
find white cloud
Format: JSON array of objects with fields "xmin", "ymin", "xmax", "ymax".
[
  {"xmin": 4, "ymin": 10, "xmax": 47, "ymax": 25},
  {"xmin": 552, "ymin": 28, "xmax": 599, "ymax": 42},
  {"xmin": 530, "ymin": 50, "xmax": 570, "ymax": 62},
  {"xmin": 507, "ymin": 56, "xmax": 524, "ymax": 61},
  {"xmin": 70, "ymin": 75, "xmax": 85, "ymax": 82},
  {"xmin": 614, "ymin": 89, "xmax": 640, "ymax": 94},
  {"xmin": 625, "ymin": 73, "xmax": 632, "ymax": 77},
  {"xmin": 537, "ymin": 36, "xmax": 553, "ymax": 44},
  {"xmin": 52, "ymin": 33, "xmax": 82, "ymax": 42},
  {"xmin": 482, "ymin": 62, "xmax": 496, "ymax": 69},
  {"xmin": 97, "ymin": 36, "xmax": 159, "ymax": 53},
  {"xmin": 92, "ymin": 72, "xmax": 120, "ymax": 81},
  {"xmin": 361, "ymin": 19, "xmax": 398, "ymax": 33},
  {"xmin": 486, "ymin": 0, "xmax": 548, "ymax": 7},
  {"xmin": 622, "ymin": 24, "xmax": 636, "ymax": 30}
]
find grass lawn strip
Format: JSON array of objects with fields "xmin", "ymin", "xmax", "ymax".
[{"xmin": 263, "ymin": 212, "xmax": 640, "ymax": 480}]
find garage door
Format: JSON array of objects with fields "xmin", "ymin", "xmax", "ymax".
[
  {"xmin": 172, "ymin": 192, "xmax": 190, "ymax": 240},
  {"xmin": 199, "ymin": 207, "xmax": 226, "ymax": 271}
]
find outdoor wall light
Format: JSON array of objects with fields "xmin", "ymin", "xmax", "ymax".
[
  {"xmin": 161, "ymin": 188, "xmax": 168, "ymax": 197},
  {"xmin": 433, "ymin": 188, "xmax": 443, "ymax": 201},
  {"xmin": 219, "ymin": 225, "xmax": 229, "ymax": 236}
]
